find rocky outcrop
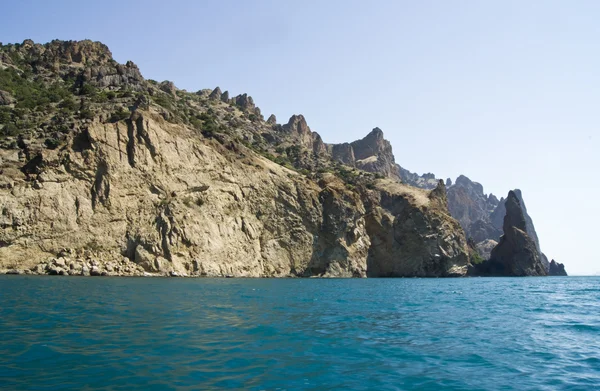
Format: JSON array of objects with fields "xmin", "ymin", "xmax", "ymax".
[
  {"xmin": 159, "ymin": 81, "xmax": 177, "ymax": 97},
  {"xmin": 364, "ymin": 180, "xmax": 469, "ymax": 277},
  {"xmin": 0, "ymin": 90, "xmax": 14, "ymax": 105},
  {"xmin": 475, "ymin": 239, "xmax": 498, "ymax": 261},
  {"xmin": 330, "ymin": 143, "xmax": 356, "ymax": 166},
  {"xmin": 549, "ymin": 260, "xmax": 568, "ymax": 276},
  {"xmin": 0, "ymin": 105, "xmax": 472, "ymax": 278},
  {"xmin": 490, "ymin": 189, "xmax": 540, "ymax": 254},
  {"xmin": 266, "ymin": 114, "xmax": 277, "ymax": 125},
  {"xmin": 447, "ymin": 175, "xmax": 501, "ymax": 243},
  {"xmin": 471, "ymin": 191, "xmax": 547, "ymax": 276},
  {"xmin": 208, "ymin": 87, "xmax": 222, "ymax": 100},
  {"xmin": 220, "ymin": 90, "xmax": 229, "ymax": 102},
  {"xmin": 350, "ymin": 128, "xmax": 400, "ymax": 180},
  {"xmin": 0, "ymin": 38, "xmax": 508, "ymax": 278},
  {"xmin": 234, "ymin": 93, "xmax": 255, "ymax": 111},
  {"xmin": 281, "ymin": 115, "xmax": 327, "ymax": 155},
  {"xmin": 398, "ymin": 166, "xmax": 439, "ymax": 189}
]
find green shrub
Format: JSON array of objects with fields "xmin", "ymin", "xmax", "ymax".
[
  {"xmin": 79, "ymin": 83, "xmax": 97, "ymax": 96},
  {"xmin": 109, "ymin": 108, "xmax": 130, "ymax": 123},
  {"xmin": 44, "ymin": 138, "xmax": 60, "ymax": 149},
  {"xmin": 0, "ymin": 123, "xmax": 20, "ymax": 137},
  {"xmin": 79, "ymin": 108, "xmax": 94, "ymax": 120},
  {"xmin": 471, "ymin": 252, "xmax": 484, "ymax": 264}
]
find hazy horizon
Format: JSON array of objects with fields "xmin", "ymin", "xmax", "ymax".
[{"xmin": 3, "ymin": 0, "xmax": 599, "ymax": 275}]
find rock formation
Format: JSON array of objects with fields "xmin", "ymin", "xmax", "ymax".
[
  {"xmin": 446, "ymin": 175, "xmax": 501, "ymax": 244},
  {"xmin": 208, "ymin": 87, "xmax": 222, "ymax": 100},
  {"xmin": 0, "ymin": 39, "xmax": 472, "ymax": 278},
  {"xmin": 350, "ymin": 128, "xmax": 400, "ymax": 180},
  {"xmin": 365, "ymin": 180, "xmax": 469, "ymax": 277},
  {"xmin": 470, "ymin": 191, "xmax": 547, "ymax": 276},
  {"xmin": 398, "ymin": 166, "xmax": 439, "ymax": 189},
  {"xmin": 0, "ymin": 90, "xmax": 14, "ymax": 105},
  {"xmin": 220, "ymin": 90, "xmax": 229, "ymax": 102},
  {"xmin": 548, "ymin": 260, "xmax": 568, "ymax": 276}
]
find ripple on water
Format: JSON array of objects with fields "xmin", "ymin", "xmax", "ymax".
[{"xmin": 0, "ymin": 276, "xmax": 599, "ymax": 390}]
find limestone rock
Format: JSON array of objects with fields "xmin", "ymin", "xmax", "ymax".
[
  {"xmin": 397, "ymin": 166, "xmax": 439, "ymax": 190},
  {"xmin": 159, "ymin": 81, "xmax": 177, "ymax": 97},
  {"xmin": 281, "ymin": 114, "xmax": 326, "ymax": 154},
  {"xmin": 446, "ymin": 175, "xmax": 501, "ymax": 243},
  {"xmin": 234, "ymin": 93, "xmax": 255, "ymax": 110},
  {"xmin": 490, "ymin": 189, "xmax": 541, "ymax": 254},
  {"xmin": 471, "ymin": 191, "xmax": 547, "ymax": 276},
  {"xmin": 0, "ymin": 90, "xmax": 14, "ymax": 105},
  {"xmin": 330, "ymin": 143, "xmax": 355, "ymax": 166},
  {"xmin": 0, "ymin": 39, "xmax": 477, "ymax": 279},
  {"xmin": 475, "ymin": 239, "xmax": 498, "ymax": 260},
  {"xmin": 350, "ymin": 128, "xmax": 400, "ymax": 180},
  {"xmin": 220, "ymin": 90, "xmax": 229, "ymax": 102},
  {"xmin": 364, "ymin": 180, "xmax": 469, "ymax": 277},
  {"xmin": 209, "ymin": 87, "xmax": 222, "ymax": 100}
]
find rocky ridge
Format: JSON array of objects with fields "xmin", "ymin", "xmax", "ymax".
[
  {"xmin": 0, "ymin": 39, "xmax": 473, "ymax": 278},
  {"xmin": 398, "ymin": 168, "xmax": 566, "ymax": 274}
]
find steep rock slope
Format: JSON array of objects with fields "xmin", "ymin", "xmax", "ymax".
[
  {"xmin": 365, "ymin": 180, "xmax": 469, "ymax": 277},
  {"xmin": 401, "ymin": 169, "xmax": 561, "ymax": 274},
  {"xmin": 446, "ymin": 175, "xmax": 501, "ymax": 243},
  {"xmin": 471, "ymin": 191, "xmax": 547, "ymax": 276},
  {"xmin": 0, "ymin": 39, "xmax": 470, "ymax": 277}
]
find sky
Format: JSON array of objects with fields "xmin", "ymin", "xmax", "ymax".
[{"xmin": 2, "ymin": 0, "xmax": 599, "ymax": 275}]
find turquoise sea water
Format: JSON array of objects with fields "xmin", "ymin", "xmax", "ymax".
[{"xmin": 0, "ymin": 276, "xmax": 599, "ymax": 390}]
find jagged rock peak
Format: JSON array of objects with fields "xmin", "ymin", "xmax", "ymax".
[
  {"xmin": 429, "ymin": 179, "xmax": 446, "ymax": 198},
  {"xmin": 8, "ymin": 39, "xmax": 114, "ymax": 66},
  {"xmin": 491, "ymin": 189, "xmax": 541, "ymax": 253},
  {"xmin": 351, "ymin": 127, "xmax": 391, "ymax": 160},
  {"xmin": 266, "ymin": 114, "xmax": 277, "ymax": 125},
  {"xmin": 220, "ymin": 90, "xmax": 229, "ymax": 102},
  {"xmin": 504, "ymin": 191, "xmax": 527, "ymax": 232},
  {"xmin": 367, "ymin": 127, "xmax": 384, "ymax": 139},
  {"xmin": 234, "ymin": 93, "xmax": 255, "ymax": 111},
  {"xmin": 549, "ymin": 260, "xmax": 568, "ymax": 276},
  {"xmin": 159, "ymin": 81, "xmax": 177, "ymax": 97},
  {"xmin": 455, "ymin": 175, "xmax": 485, "ymax": 195},
  {"xmin": 208, "ymin": 87, "xmax": 222, "ymax": 100},
  {"xmin": 472, "ymin": 189, "xmax": 547, "ymax": 276},
  {"xmin": 429, "ymin": 180, "xmax": 448, "ymax": 208},
  {"xmin": 283, "ymin": 114, "xmax": 310, "ymax": 134}
]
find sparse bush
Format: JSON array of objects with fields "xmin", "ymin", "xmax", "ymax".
[{"xmin": 109, "ymin": 108, "xmax": 130, "ymax": 123}]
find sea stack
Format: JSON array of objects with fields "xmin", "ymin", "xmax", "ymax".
[{"xmin": 471, "ymin": 191, "xmax": 547, "ymax": 276}]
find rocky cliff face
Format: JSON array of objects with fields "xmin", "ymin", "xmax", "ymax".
[
  {"xmin": 405, "ymin": 171, "xmax": 564, "ymax": 274},
  {"xmin": 446, "ymin": 175, "xmax": 501, "ymax": 244},
  {"xmin": 365, "ymin": 180, "xmax": 469, "ymax": 277},
  {"xmin": 398, "ymin": 167, "xmax": 439, "ymax": 190},
  {"xmin": 0, "ymin": 39, "xmax": 471, "ymax": 277},
  {"xmin": 470, "ymin": 191, "xmax": 547, "ymax": 276}
]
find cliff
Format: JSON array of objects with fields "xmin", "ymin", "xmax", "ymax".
[
  {"xmin": 0, "ymin": 39, "xmax": 471, "ymax": 277},
  {"xmin": 470, "ymin": 191, "xmax": 547, "ymax": 276}
]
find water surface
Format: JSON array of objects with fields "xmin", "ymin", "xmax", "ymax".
[{"xmin": 1, "ymin": 276, "xmax": 599, "ymax": 390}]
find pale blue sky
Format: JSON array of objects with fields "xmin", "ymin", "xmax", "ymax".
[{"xmin": 2, "ymin": 0, "xmax": 599, "ymax": 275}]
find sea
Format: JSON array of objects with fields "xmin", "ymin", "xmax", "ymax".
[{"xmin": 0, "ymin": 276, "xmax": 598, "ymax": 390}]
